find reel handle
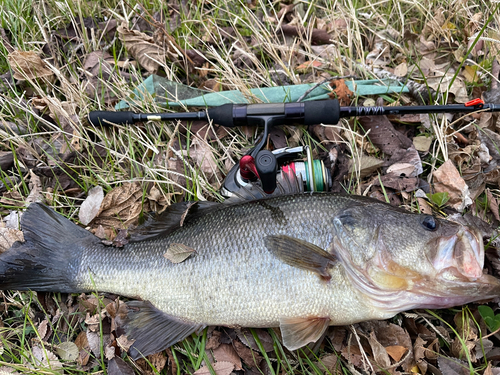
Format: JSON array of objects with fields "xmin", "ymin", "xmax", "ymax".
[{"xmin": 255, "ymin": 150, "xmax": 278, "ymax": 194}]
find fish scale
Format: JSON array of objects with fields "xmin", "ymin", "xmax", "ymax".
[{"xmin": 1, "ymin": 193, "xmax": 499, "ymax": 358}]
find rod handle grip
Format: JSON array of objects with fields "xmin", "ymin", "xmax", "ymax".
[
  {"xmin": 88, "ymin": 111, "xmax": 137, "ymax": 126},
  {"xmin": 207, "ymin": 104, "xmax": 234, "ymax": 127},
  {"xmin": 303, "ymin": 99, "xmax": 340, "ymax": 125}
]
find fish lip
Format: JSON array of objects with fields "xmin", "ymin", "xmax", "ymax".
[{"xmin": 433, "ymin": 227, "xmax": 484, "ymax": 281}]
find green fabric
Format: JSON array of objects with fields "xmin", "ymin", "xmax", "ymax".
[{"xmin": 116, "ymin": 75, "xmax": 409, "ymax": 110}]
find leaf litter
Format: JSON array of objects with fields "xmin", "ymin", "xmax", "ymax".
[{"xmin": 2, "ymin": 0, "xmax": 500, "ymax": 374}]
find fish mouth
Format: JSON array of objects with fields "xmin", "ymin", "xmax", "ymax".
[
  {"xmin": 431, "ymin": 227, "xmax": 484, "ymax": 282},
  {"xmin": 336, "ymin": 225, "xmax": 500, "ymax": 313}
]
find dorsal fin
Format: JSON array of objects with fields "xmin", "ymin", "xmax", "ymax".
[{"xmin": 129, "ymin": 201, "xmax": 221, "ymax": 242}]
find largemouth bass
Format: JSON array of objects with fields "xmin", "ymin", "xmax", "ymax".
[{"xmin": 1, "ymin": 193, "xmax": 499, "ymax": 359}]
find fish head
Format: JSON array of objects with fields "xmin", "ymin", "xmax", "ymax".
[{"xmin": 333, "ymin": 203, "xmax": 500, "ymax": 311}]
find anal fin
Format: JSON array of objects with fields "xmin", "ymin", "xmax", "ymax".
[
  {"xmin": 280, "ymin": 316, "xmax": 330, "ymax": 351},
  {"xmin": 117, "ymin": 301, "xmax": 205, "ymax": 359}
]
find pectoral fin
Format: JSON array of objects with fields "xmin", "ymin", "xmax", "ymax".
[
  {"xmin": 117, "ymin": 301, "xmax": 205, "ymax": 359},
  {"xmin": 280, "ymin": 316, "xmax": 330, "ymax": 351},
  {"xmin": 264, "ymin": 235, "xmax": 336, "ymax": 278}
]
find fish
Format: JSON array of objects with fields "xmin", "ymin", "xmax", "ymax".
[{"xmin": 0, "ymin": 193, "xmax": 499, "ymax": 359}]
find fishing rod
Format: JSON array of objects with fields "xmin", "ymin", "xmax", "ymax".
[
  {"xmin": 88, "ymin": 98, "xmax": 499, "ymax": 128},
  {"xmin": 88, "ymin": 98, "xmax": 500, "ymax": 196}
]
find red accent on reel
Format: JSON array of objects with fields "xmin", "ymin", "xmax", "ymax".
[{"xmin": 239, "ymin": 155, "xmax": 259, "ymax": 181}]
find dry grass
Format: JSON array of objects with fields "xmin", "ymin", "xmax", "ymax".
[{"xmin": 0, "ymin": 0, "xmax": 499, "ymax": 373}]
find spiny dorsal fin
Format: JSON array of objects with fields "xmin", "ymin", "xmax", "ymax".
[
  {"xmin": 264, "ymin": 235, "xmax": 336, "ymax": 279},
  {"xmin": 129, "ymin": 201, "xmax": 221, "ymax": 242},
  {"xmin": 280, "ymin": 316, "xmax": 330, "ymax": 351},
  {"xmin": 117, "ymin": 301, "xmax": 205, "ymax": 359}
]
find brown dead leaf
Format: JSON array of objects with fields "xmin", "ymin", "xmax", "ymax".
[
  {"xmin": 93, "ymin": 182, "xmax": 144, "ymax": 230},
  {"xmin": 367, "ymin": 331, "xmax": 391, "ymax": 369},
  {"xmin": 233, "ymin": 339, "xmax": 261, "ymax": 367},
  {"xmin": 427, "ymin": 72, "xmax": 469, "ymax": 103},
  {"xmin": 31, "ymin": 96, "xmax": 79, "ymax": 132},
  {"xmin": 349, "ymin": 155, "xmax": 384, "ymax": 178},
  {"xmin": 433, "ymin": 160, "xmax": 472, "ymax": 211},
  {"xmin": 107, "ymin": 357, "xmax": 135, "ymax": 375},
  {"xmin": 296, "ymin": 60, "xmax": 323, "ymax": 73},
  {"xmin": 280, "ymin": 24, "xmax": 332, "ymax": 45},
  {"xmin": 0, "ymin": 227, "xmax": 23, "ymax": 253},
  {"xmin": 487, "ymin": 189, "xmax": 500, "ymax": 221},
  {"xmin": 7, "ymin": 50, "xmax": 54, "ymax": 81},
  {"xmin": 164, "ymin": 243, "xmax": 196, "ymax": 263},
  {"xmin": 316, "ymin": 354, "xmax": 339, "ymax": 374},
  {"xmin": 118, "ymin": 25, "xmax": 167, "ymax": 74},
  {"xmin": 394, "ymin": 62, "xmax": 408, "ymax": 77},
  {"xmin": 385, "ymin": 345, "xmax": 408, "ymax": 362},
  {"xmin": 189, "ymin": 135, "xmax": 221, "ymax": 182},
  {"xmin": 236, "ymin": 328, "xmax": 274, "ymax": 352},
  {"xmin": 117, "ymin": 334, "xmax": 135, "ymax": 352},
  {"xmin": 413, "ymin": 136, "xmax": 433, "ymax": 152},
  {"xmin": 213, "ymin": 344, "xmax": 242, "ymax": 370},
  {"xmin": 32, "ymin": 345, "xmax": 63, "ymax": 373},
  {"xmin": 206, "ymin": 330, "xmax": 222, "ymax": 350},
  {"xmin": 359, "ymin": 116, "xmax": 413, "ymax": 156},
  {"xmin": 438, "ymin": 356, "xmax": 470, "ymax": 375},
  {"xmin": 194, "ymin": 361, "xmax": 234, "ymax": 375},
  {"xmin": 328, "ymin": 79, "xmax": 353, "ymax": 106}
]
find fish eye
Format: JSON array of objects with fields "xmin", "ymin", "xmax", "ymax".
[{"xmin": 421, "ymin": 215, "xmax": 437, "ymax": 231}]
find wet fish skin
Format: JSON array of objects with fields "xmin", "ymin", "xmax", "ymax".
[{"xmin": 0, "ymin": 193, "xmax": 498, "ymax": 358}]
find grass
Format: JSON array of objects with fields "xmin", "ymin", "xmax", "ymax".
[{"xmin": 0, "ymin": 0, "xmax": 499, "ymax": 373}]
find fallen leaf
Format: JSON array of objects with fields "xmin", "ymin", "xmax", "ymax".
[
  {"xmin": 7, "ymin": 50, "xmax": 54, "ymax": 81},
  {"xmin": 32, "ymin": 345, "xmax": 63, "ymax": 374},
  {"xmin": 213, "ymin": 344, "xmax": 242, "ymax": 370},
  {"xmin": 117, "ymin": 25, "xmax": 167, "ymax": 74},
  {"xmin": 486, "ymin": 189, "xmax": 500, "ymax": 221},
  {"xmin": 233, "ymin": 339, "xmax": 261, "ymax": 367},
  {"xmin": 236, "ymin": 328, "xmax": 274, "ymax": 352},
  {"xmin": 437, "ymin": 356, "xmax": 469, "ymax": 375},
  {"xmin": 328, "ymin": 78, "xmax": 353, "ymax": 106},
  {"xmin": 280, "ymin": 24, "xmax": 332, "ymax": 45},
  {"xmin": 117, "ymin": 334, "xmax": 135, "ymax": 352},
  {"xmin": 296, "ymin": 60, "xmax": 322, "ymax": 72},
  {"xmin": 189, "ymin": 135, "xmax": 221, "ymax": 182},
  {"xmin": 427, "ymin": 72, "xmax": 469, "ymax": 103},
  {"xmin": 0, "ymin": 228, "xmax": 23, "ymax": 253},
  {"xmin": 359, "ymin": 116, "xmax": 413, "ymax": 156},
  {"xmin": 0, "ymin": 151, "xmax": 13, "ymax": 171},
  {"xmin": 413, "ymin": 136, "xmax": 433, "ymax": 152},
  {"xmin": 206, "ymin": 330, "xmax": 222, "ymax": 350},
  {"xmin": 79, "ymin": 186, "xmax": 104, "ymax": 225},
  {"xmin": 164, "ymin": 243, "xmax": 196, "ymax": 263},
  {"xmin": 394, "ymin": 62, "xmax": 408, "ymax": 77},
  {"xmin": 107, "ymin": 357, "xmax": 135, "ymax": 375},
  {"xmin": 463, "ymin": 65, "xmax": 480, "ymax": 83},
  {"xmin": 432, "ymin": 160, "xmax": 472, "ymax": 212},
  {"xmin": 385, "ymin": 345, "xmax": 408, "ymax": 362},
  {"xmin": 367, "ymin": 331, "xmax": 391, "ymax": 368},
  {"xmin": 56, "ymin": 342, "xmax": 79, "ymax": 361},
  {"xmin": 349, "ymin": 155, "xmax": 384, "ymax": 178},
  {"xmin": 194, "ymin": 361, "xmax": 234, "ymax": 375},
  {"xmin": 316, "ymin": 354, "xmax": 338, "ymax": 374},
  {"xmin": 147, "ymin": 352, "xmax": 167, "ymax": 373},
  {"xmin": 93, "ymin": 182, "xmax": 144, "ymax": 230}
]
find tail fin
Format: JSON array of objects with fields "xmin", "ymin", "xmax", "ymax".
[{"xmin": 0, "ymin": 203, "xmax": 101, "ymax": 292}]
